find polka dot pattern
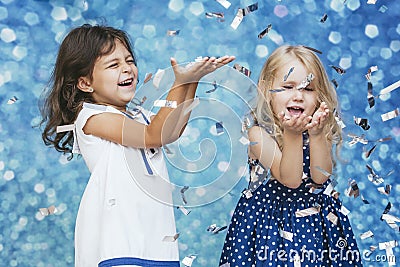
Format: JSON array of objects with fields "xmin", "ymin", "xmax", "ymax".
[{"xmin": 220, "ymin": 133, "xmax": 362, "ymax": 267}]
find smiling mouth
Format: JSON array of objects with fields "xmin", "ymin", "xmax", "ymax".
[
  {"xmin": 287, "ymin": 107, "xmax": 304, "ymax": 116},
  {"xmin": 118, "ymin": 78, "xmax": 134, "ymax": 86}
]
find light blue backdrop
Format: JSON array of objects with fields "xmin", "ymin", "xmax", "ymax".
[{"xmin": 0, "ymin": 0, "xmax": 399, "ymax": 266}]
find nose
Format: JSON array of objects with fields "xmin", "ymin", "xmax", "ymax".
[
  {"xmin": 122, "ymin": 62, "xmax": 132, "ymax": 73},
  {"xmin": 291, "ymin": 88, "xmax": 304, "ymax": 101}
]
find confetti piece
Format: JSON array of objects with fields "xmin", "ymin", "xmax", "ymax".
[
  {"xmin": 184, "ymin": 97, "xmax": 200, "ymax": 115},
  {"xmin": 206, "ymin": 80, "xmax": 218, "ymax": 93},
  {"xmin": 39, "ymin": 205, "xmax": 57, "ymax": 216},
  {"xmin": 162, "ymin": 233, "xmax": 180, "ymax": 242},
  {"xmin": 56, "ymin": 124, "xmax": 74, "ymax": 133},
  {"xmin": 238, "ymin": 136, "xmax": 249, "ymax": 145},
  {"xmin": 215, "ymin": 0, "xmax": 231, "ymax": 9},
  {"xmin": 154, "ymin": 99, "xmax": 177, "ymax": 108},
  {"xmin": 207, "ymin": 224, "xmax": 228, "ymax": 234},
  {"xmin": 296, "ymin": 73, "xmax": 314, "ymax": 90},
  {"xmin": 279, "ymin": 228, "xmax": 293, "ymax": 241},
  {"xmin": 180, "ymin": 186, "xmax": 189, "ymax": 205},
  {"xmin": 143, "ymin": 73, "xmax": 152, "ymax": 84},
  {"xmin": 345, "ymin": 179, "xmax": 359, "ymax": 198},
  {"xmin": 331, "ymin": 79, "xmax": 339, "ymax": 88},
  {"xmin": 361, "ymin": 195, "xmax": 369, "ymax": 204},
  {"xmin": 379, "ymin": 80, "xmax": 400, "ymax": 95},
  {"xmin": 367, "ymin": 82, "xmax": 375, "ymax": 108},
  {"xmin": 216, "ymin": 121, "xmax": 224, "ymax": 135},
  {"xmin": 7, "ymin": 96, "xmax": 18, "ymax": 104},
  {"xmin": 380, "ymin": 202, "xmax": 391, "ymax": 219},
  {"xmin": 327, "ymin": 212, "xmax": 338, "ymax": 225},
  {"xmin": 378, "ymin": 5, "xmax": 388, "ymax": 13},
  {"xmin": 330, "ymin": 65, "xmax": 346, "ymax": 75},
  {"xmin": 381, "ymin": 108, "xmax": 399, "ymax": 122},
  {"xmin": 241, "ymin": 117, "xmax": 251, "ymax": 132},
  {"xmin": 377, "ymin": 184, "xmax": 391, "ymax": 195},
  {"xmin": 233, "ymin": 63, "xmax": 251, "ymax": 77},
  {"xmin": 360, "ymin": 230, "xmax": 374, "ymax": 240},
  {"xmin": 347, "ymin": 133, "xmax": 368, "ymax": 146},
  {"xmin": 303, "ymin": 46, "xmax": 323, "ymax": 54},
  {"xmin": 166, "ymin": 30, "xmax": 180, "ymax": 36},
  {"xmin": 365, "ymin": 65, "xmax": 378, "ymax": 80},
  {"xmin": 367, "ymin": 0, "xmax": 377, "ymax": 4},
  {"xmin": 242, "ymin": 188, "xmax": 253, "ymax": 199},
  {"xmin": 163, "ymin": 145, "xmax": 173, "ymax": 154},
  {"xmin": 295, "ymin": 204, "xmax": 321, "ymax": 217},
  {"xmin": 320, "ymin": 13, "xmax": 328, "ymax": 23},
  {"xmin": 243, "ymin": 2, "xmax": 258, "ymax": 16},
  {"xmin": 353, "ymin": 116, "xmax": 370, "ymax": 130},
  {"xmin": 283, "ymin": 67, "xmax": 294, "ymax": 82},
  {"xmin": 220, "ymin": 263, "xmax": 231, "ymax": 267},
  {"xmin": 205, "ymin": 12, "xmax": 225, "ymax": 22},
  {"xmin": 258, "ymin": 24, "xmax": 272, "ymax": 39},
  {"xmin": 177, "ymin": 205, "xmax": 191, "ymax": 215},
  {"xmin": 182, "ymin": 255, "xmax": 197, "ymax": 267},
  {"xmin": 152, "ymin": 69, "xmax": 165, "ymax": 89},
  {"xmin": 230, "ymin": 9, "xmax": 244, "ymax": 30},
  {"xmin": 340, "ymin": 205, "xmax": 350, "ymax": 216},
  {"xmin": 364, "ymin": 144, "xmax": 377, "ymax": 158}
]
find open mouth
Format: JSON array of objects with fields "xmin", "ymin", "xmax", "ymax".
[
  {"xmin": 287, "ymin": 106, "xmax": 304, "ymax": 116},
  {"xmin": 118, "ymin": 78, "xmax": 134, "ymax": 87}
]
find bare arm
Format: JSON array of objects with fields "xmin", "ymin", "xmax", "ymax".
[{"xmin": 83, "ymin": 56, "xmax": 235, "ymax": 148}]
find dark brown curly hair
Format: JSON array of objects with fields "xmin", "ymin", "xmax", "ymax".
[{"xmin": 39, "ymin": 24, "xmax": 136, "ymax": 158}]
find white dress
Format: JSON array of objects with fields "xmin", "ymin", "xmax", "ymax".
[{"xmin": 73, "ymin": 103, "xmax": 179, "ymax": 267}]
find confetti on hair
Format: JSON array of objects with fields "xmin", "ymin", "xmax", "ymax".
[
  {"xmin": 7, "ymin": 96, "xmax": 18, "ymax": 105},
  {"xmin": 233, "ymin": 63, "xmax": 251, "ymax": 77},
  {"xmin": 258, "ymin": 24, "xmax": 272, "ymax": 39},
  {"xmin": 56, "ymin": 124, "xmax": 74, "ymax": 133},
  {"xmin": 330, "ymin": 65, "xmax": 346, "ymax": 75},
  {"xmin": 381, "ymin": 108, "xmax": 399, "ymax": 122},
  {"xmin": 283, "ymin": 67, "xmax": 294, "ymax": 81},
  {"xmin": 302, "ymin": 46, "xmax": 322, "ymax": 54},
  {"xmin": 296, "ymin": 73, "xmax": 314, "ymax": 90},
  {"xmin": 320, "ymin": 13, "xmax": 328, "ymax": 23},
  {"xmin": 166, "ymin": 30, "xmax": 180, "ymax": 36},
  {"xmin": 207, "ymin": 224, "xmax": 228, "ymax": 234},
  {"xmin": 162, "ymin": 233, "xmax": 180, "ymax": 242},
  {"xmin": 354, "ymin": 116, "xmax": 370, "ymax": 130}
]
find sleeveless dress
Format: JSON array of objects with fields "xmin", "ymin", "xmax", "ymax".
[
  {"xmin": 219, "ymin": 132, "xmax": 363, "ymax": 267},
  {"xmin": 73, "ymin": 103, "xmax": 179, "ymax": 267}
]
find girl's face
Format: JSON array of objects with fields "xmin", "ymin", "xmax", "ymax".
[
  {"xmin": 90, "ymin": 40, "xmax": 138, "ymax": 110},
  {"xmin": 270, "ymin": 58, "xmax": 318, "ymax": 118}
]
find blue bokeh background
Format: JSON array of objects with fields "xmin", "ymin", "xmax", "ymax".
[{"xmin": 0, "ymin": 0, "xmax": 399, "ymax": 266}]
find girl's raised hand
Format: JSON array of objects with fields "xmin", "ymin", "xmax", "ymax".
[
  {"xmin": 170, "ymin": 56, "xmax": 235, "ymax": 84},
  {"xmin": 308, "ymin": 102, "xmax": 330, "ymax": 136}
]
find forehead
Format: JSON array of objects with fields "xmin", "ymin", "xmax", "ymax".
[
  {"xmin": 97, "ymin": 40, "xmax": 131, "ymax": 61},
  {"xmin": 275, "ymin": 58, "xmax": 309, "ymax": 80}
]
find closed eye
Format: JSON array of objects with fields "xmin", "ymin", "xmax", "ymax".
[
  {"xmin": 304, "ymin": 87, "xmax": 314, "ymax": 91},
  {"xmin": 283, "ymin": 85, "xmax": 294, "ymax": 90}
]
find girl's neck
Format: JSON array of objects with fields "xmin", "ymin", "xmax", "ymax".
[{"xmin": 93, "ymin": 102, "xmax": 127, "ymax": 112}]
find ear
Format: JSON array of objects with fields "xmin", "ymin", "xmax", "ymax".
[{"xmin": 77, "ymin": 77, "xmax": 92, "ymax": 92}]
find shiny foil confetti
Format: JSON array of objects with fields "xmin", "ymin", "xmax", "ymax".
[
  {"xmin": 360, "ymin": 230, "xmax": 374, "ymax": 240},
  {"xmin": 180, "ymin": 186, "xmax": 189, "ymax": 205},
  {"xmin": 366, "ymin": 164, "xmax": 384, "ymax": 185},
  {"xmin": 258, "ymin": 24, "xmax": 272, "ymax": 39},
  {"xmin": 7, "ymin": 96, "xmax": 18, "ymax": 104},
  {"xmin": 279, "ymin": 228, "xmax": 293, "ymax": 241},
  {"xmin": 353, "ymin": 116, "xmax": 370, "ymax": 130},
  {"xmin": 153, "ymin": 99, "xmax": 177, "ymax": 108},
  {"xmin": 162, "ymin": 233, "xmax": 180, "ymax": 242},
  {"xmin": 320, "ymin": 13, "xmax": 328, "ymax": 23},
  {"xmin": 207, "ymin": 224, "xmax": 227, "ymax": 234},
  {"xmin": 205, "ymin": 12, "xmax": 224, "ymax": 22},
  {"xmin": 215, "ymin": 0, "xmax": 231, "ymax": 9},
  {"xmin": 345, "ymin": 179, "xmax": 360, "ymax": 198},
  {"xmin": 230, "ymin": 9, "xmax": 244, "ymax": 30},
  {"xmin": 295, "ymin": 204, "xmax": 321, "ymax": 217},
  {"xmin": 205, "ymin": 80, "xmax": 218, "ymax": 93},
  {"xmin": 56, "ymin": 124, "xmax": 74, "ymax": 133},
  {"xmin": 367, "ymin": 82, "xmax": 375, "ymax": 108},
  {"xmin": 215, "ymin": 121, "xmax": 224, "ymax": 135},
  {"xmin": 379, "ymin": 80, "xmax": 400, "ymax": 95},
  {"xmin": 330, "ymin": 65, "xmax": 346, "ymax": 75},
  {"xmin": 365, "ymin": 65, "xmax": 378, "ymax": 80},
  {"xmin": 381, "ymin": 108, "xmax": 399, "ymax": 122},
  {"xmin": 296, "ymin": 73, "xmax": 314, "ymax": 90},
  {"xmin": 39, "ymin": 205, "xmax": 57, "ymax": 216},
  {"xmin": 233, "ymin": 63, "xmax": 251, "ymax": 77},
  {"xmin": 177, "ymin": 205, "xmax": 191, "ymax": 215},
  {"xmin": 327, "ymin": 212, "xmax": 338, "ymax": 225},
  {"xmin": 182, "ymin": 255, "xmax": 197, "ymax": 267},
  {"xmin": 166, "ymin": 29, "xmax": 180, "ymax": 36},
  {"xmin": 283, "ymin": 67, "xmax": 294, "ymax": 82}
]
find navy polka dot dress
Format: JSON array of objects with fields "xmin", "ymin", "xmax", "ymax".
[{"xmin": 220, "ymin": 132, "xmax": 362, "ymax": 267}]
